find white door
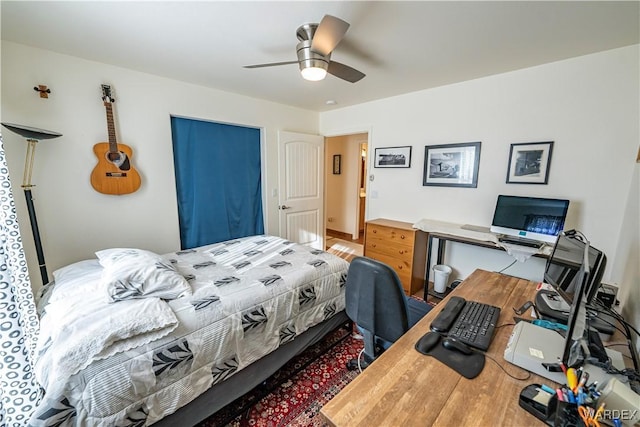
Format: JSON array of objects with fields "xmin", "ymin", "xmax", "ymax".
[{"xmin": 278, "ymin": 131, "xmax": 324, "ymax": 249}]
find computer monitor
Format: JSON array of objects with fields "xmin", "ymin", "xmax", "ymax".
[
  {"xmin": 561, "ymin": 244, "xmax": 590, "ymax": 368},
  {"xmin": 544, "ymin": 231, "xmax": 608, "ymax": 368},
  {"xmin": 543, "ymin": 231, "xmax": 606, "ymax": 305},
  {"xmin": 504, "ymin": 230, "xmax": 624, "ymax": 381},
  {"xmin": 490, "ymin": 195, "xmax": 570, "ymax": 244}
]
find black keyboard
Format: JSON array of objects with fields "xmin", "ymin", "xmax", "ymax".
[
  {"xmin": 498, "ymin": 236, "xmax": 543, "ymax": 248},
  {"xmin": 430, "ymin": 296, "xmax": 500, "ymax": 351}
]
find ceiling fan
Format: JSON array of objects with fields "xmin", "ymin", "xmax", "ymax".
[{"xmin": 244, "ymin": 15, "xmax": 365, "ymax": 83}]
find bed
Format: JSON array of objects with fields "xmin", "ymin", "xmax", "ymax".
[{"xmin": 30, "ymin": 234, "xmax": 349, "ymax": 426}]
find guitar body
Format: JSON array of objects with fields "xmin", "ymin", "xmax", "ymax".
[
  {"xmin": 91, "ymin": 84, "xmax": 142, "ymax": 195},
  {"xmin": 91, "ymin": 142, "xmax": 141, "ymax": 195}
]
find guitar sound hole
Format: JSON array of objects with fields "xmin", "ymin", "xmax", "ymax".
[{"xmin": 105, "ymin": 151, "xmax": 131, "ymax": 170}]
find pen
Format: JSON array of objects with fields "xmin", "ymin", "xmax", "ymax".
[
  {"xmin": 613, "ymin": 417, "xmax": 622, "ymax": 427},
  {"xmin": 556, "ymin": 389, "xmax": 564, "ymax": 401},
  {"xmin": 577, "ymin": 371, "xmax": 589, "ymax": 391}
]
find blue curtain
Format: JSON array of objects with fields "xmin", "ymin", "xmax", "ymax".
[{"xmin": 171, "ymin": 117, "xmax": 263, "ymax": 249}]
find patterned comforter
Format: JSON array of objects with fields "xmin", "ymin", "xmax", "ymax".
[{"xmin": 30, "ymin": 235, "xmax": 349, "ymax": 426}]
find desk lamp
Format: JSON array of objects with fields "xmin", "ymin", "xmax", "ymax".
[{"xmin": 1, "ymin": 123, "xmax": 62, "ymax": 284}]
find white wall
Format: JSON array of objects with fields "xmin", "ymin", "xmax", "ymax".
[
  {"xmin": 1, "ymin": 41, "xmax": 319, "ymax": 289},
  {"xmin": 616, "ymin": 162, "xmax": 639, "ymax": 341},
  {"xmin": 1, "ymin": 40, "xmax": 638, "ymax": 308},
  {"xmin": 320, "ymin": 46, "xmax": 640, "ymax": 293}
]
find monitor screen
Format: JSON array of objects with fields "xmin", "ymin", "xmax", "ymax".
[
  {"xmin": 561, "ymin": 258, "xmax": 590, "ymax": 368},
  {"xmin": 544, "ymin": 230, "xmax": 606, "ymax": 368},
  {"xmin": 490, "ymin": 195, "xmax": 569, "ymax": 244},
  {"xmin": 544, "ymin": 232, "xmax": 606, "ymax": 304}
]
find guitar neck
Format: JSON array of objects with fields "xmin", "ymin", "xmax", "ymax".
[{"xmin": 104, "ymin": 103, "xmax": 118, "ymax": 153}]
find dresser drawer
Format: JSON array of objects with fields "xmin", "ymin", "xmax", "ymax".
[
  {"xmin": 364, "ymin": 240, "xmax": 413, "ymax": 261},
  {"xmin": 366, "ymin": 223, "xmax": 414, "ymax": 248}
]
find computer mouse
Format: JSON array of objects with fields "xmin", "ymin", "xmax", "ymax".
[
  {"xmin": 414, "ymin": 332, "xmax": 441, "ymax": 355},
  {"xmin": 442, "ymin": 337, "xmax": 473, "ymax": 355}
]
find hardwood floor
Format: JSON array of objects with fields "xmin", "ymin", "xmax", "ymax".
[
  {"xmin": 326, "ymin": 233, "xmax": 363, "ymax": 263},
  {"xmin": 326, "ymin": 229, "xmax": 364, "ymax": 244}
]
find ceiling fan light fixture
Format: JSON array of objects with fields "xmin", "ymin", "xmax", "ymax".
[
  {"xmin": 245, "ymin": 16, "xmax": 365, "ymax": 84},
  {"xmin": 297, "ymin": 40, "xmax": 329, "ymax": 81},
  {"xmin": 301, "ymin": 65, "xmax": 327, "ymax": 81}
]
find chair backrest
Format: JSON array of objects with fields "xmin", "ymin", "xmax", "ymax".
[{"xmin": 345, "ymin": 256, "xmax": 410, "ymax": 343}]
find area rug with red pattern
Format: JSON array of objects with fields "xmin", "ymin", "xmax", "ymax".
[{"xmin": 196, "ymin": 324, "xmax": 363, "ymax": 427}]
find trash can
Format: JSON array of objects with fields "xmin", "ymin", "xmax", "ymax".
[{"xmin": 432, "ymin": 264, "xmax": 452, "ymax": 294}]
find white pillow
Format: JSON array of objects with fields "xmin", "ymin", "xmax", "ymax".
[
  {"xmin": 96, "ymin": 248, "xmax": 191, "ymax": 302},
  {"xmin": 48, "ymin": 259, "xmax": 104, "ymax": 304}
]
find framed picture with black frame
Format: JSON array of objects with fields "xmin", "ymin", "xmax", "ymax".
[
  {"xmin": 423, "ymin": 141, "xmax": 481, "ymax": 187},
  {"xmin": 506, "ymin": 141, "xmax": 554, "ymax": 184},
  {"xmin": 374, "ymin": 146, "xmax": 412, "ymax": 168},
  {"xmin": 332, "ymin": 154, "xmax": 341, "ymax": 174}
]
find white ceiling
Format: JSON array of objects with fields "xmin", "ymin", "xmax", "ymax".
[{"xmin": 2, "ymin": 1, "xmax": 639, "ymax": 112}]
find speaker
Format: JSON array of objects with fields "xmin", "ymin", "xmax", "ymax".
[
  {"xmin": 597, "ymin": 283, "xmax": 618, "ymax": 308},
  {"xmin": 598, "ymin": 378, "xmax": 640, "ymax": 426}
]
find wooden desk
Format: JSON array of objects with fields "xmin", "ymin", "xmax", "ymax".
[{"xmin": 320, "ymin": 269, "xmax": 557, "ymax": 426}]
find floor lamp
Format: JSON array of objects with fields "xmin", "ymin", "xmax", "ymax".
[{"xmin": 1, "ymin": 122, "xmax": 62, "ymax": 284}]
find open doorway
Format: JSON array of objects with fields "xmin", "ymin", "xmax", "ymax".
[
  {"xmin": 358, "ymin": 142, "xmax": 367, "ymax": 238},
  {"xmin": 324, "ymin": 132, "xmax": 368, "ymax": 260}
]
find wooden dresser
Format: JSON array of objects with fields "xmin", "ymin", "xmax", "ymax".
[{"xmin": 363, "ymin": 218, "xmax": 428, "ymax": 296}]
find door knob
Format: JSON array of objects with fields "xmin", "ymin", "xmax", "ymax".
[{"xmin": 279, "ymin": 205, "xmax": 291, "ymax": 210}]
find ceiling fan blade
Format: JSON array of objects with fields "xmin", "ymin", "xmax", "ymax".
[
  {"xmin": 310, "ymin": 15, "xmax": 350, "ymax": 56},
  {"xmin": 327, "ymin": 61, "xmax": 365, "ymax": 83},
  {"xmin": 243, "ymin": 60, "xmax": 299, "ymax": 69}
]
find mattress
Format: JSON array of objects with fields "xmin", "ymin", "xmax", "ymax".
[{"xmin": 30, "ymin": 235, "xmax": 349, "ymax": 426}]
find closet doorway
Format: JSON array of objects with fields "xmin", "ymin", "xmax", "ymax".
[{"xmin": 324, "ymin": 132, "xmax": 368, "ymax": 258}]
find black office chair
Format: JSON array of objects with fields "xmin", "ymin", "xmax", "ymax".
[{"xmin": 345, "ymin": 256, "xmax": 433, "ymax": 370}]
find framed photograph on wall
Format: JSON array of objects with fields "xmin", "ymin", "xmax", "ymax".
[
  {"xmin": 423, "ymin": 141, "xmax": 481, "ymax": 187},
  {"xmin": 374, "ymin": 146, "xmax": 412, "ymax": 168},
  {"xmin": 506, "ymin": 141, "xmax": 554, "ymax": 184},
  {"xmin": 333, "ymin": 154, "xmax": 341, "ymax": 174}
]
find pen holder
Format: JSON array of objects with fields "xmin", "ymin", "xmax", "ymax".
[{"xmin": 553, "ymin": 397, "xmax": 585, "ymax": 427}]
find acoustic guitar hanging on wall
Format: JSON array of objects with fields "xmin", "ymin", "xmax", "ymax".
[{"xmin": 90, "ymin": 84, "xmax": 142, "ymax": 195}]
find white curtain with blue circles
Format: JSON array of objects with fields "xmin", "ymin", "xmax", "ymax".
[{"xmin": 0, "ymin": 133, "xmax": 42, "ymax": 426}]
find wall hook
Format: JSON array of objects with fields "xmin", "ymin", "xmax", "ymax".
[{"xmin": 34, "ymin": 85, "xmax": 51, "ymax": 98}]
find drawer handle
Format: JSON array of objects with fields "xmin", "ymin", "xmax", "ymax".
[
  {"xmin": 400, "ymin": 235, "xmax": 406, "ymax": 239},
  {"xmin": 372, "ymin": 229, "xmax": 377, "ymax": 234},
  {"xmin": 397, "ymin": 265, "xmax": 403, "ymax": 270},
  {"xmin": 398, "ymin": 250, "xmax": 404, "ymax": 254},
  {"xmin": 372, "ymin": 243, "xmax": 377, "ymax": 248}
]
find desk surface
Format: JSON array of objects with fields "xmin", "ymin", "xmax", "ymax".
[
  {"xmin": 426, "ymin": 230, "xmax": 553, "ymax": 259},
  {"xmin": 320, "ymin": 269, "xmax": 557, "ymax": 426}
]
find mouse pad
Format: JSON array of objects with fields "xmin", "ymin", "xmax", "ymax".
[{"xmin": 414, "ymin": 332, "xmax": 485, "ymax": 379}]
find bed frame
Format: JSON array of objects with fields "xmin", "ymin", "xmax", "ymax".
[{"xmin": 155, "ymin": 310, "xmax": 350, "ymax": 426}]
